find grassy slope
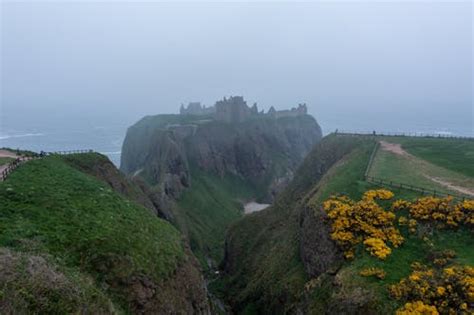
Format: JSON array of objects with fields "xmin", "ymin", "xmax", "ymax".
[
  {"xmin": 0, "ymin": 157, "xmax": 14, "ymax": 166},
  {"xmin": 224, "ymin": 135, "xmax": 473, "ymax": 314},
  {"xmin": 305, "ymin": 136, "xmax": 474, "ymax": 313},
  {"xmin": 369, "ymin": 137, "xmax": 474, "ymax": 197},
  {"xmin": 0, "ymin": 154, "xmax": 185, "ymax": 312},
  {"xmin": 394, "ymin": 137, "xmax": 474, "ymax": 177},
  {"xmin": 176, "ymin": 168, "xmax": 255, "ymax": 267}
]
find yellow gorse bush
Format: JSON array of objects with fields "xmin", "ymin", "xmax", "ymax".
[
  {"xmin": 409, "ymin": 197, "xmax": 474, "ymax": 228},
  {"xmin": 323, "ymin": 189, "xmax": 403, "ymax": 260},
  {"xmin": 359, "ymin": 267, "xmax": 386, "ymax": 280},
  {"xmin": 389, "ymin": 263, "xmax": 474, "ymax": 314},
  {"xmin": 395, "ymin": 301, "xmax": 439, "ymax": 315},
  {"xmin": 323, "ymin": 190, "xmax": 473, "ymax": 260}
]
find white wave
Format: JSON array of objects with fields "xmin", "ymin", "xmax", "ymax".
[
  {"xmin": 0, "ymin": 133, "xmax": 45, "ymax": 140},
  {"xmin": 101, "ymin": 151, "xmax": 122, "ymax": 155},
  {"xmin": 432, "ymin": 131, "xmax": 454, "ymax": 136}
]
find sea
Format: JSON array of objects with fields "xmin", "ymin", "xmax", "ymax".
[{"xmin": 1, "ymin": 109, "xmax": 472, "ymax": 168}]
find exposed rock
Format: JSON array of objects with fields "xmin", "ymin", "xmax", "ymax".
[
  {"xmin": 121, "ymin": 111, "xmax": 322, "ymax": 202},
  {"xmin": 325, "ymin": 269, "xmax": 379, "ymax": 315},
  {"xmin": 299, "ymin": 205, "xmax": 343, "ymax": 278},
  {"xmin": 107, "ymin": 247, "xmax": 211, "ymax": 315}
]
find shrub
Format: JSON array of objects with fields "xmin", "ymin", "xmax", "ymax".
[
  {"xmin": 389, "ymin": 263, "xmax": 473, "ymax": 314},
  {"xmin": 323, "ymin": 189, "xmax": 403, "ymax": 259}
]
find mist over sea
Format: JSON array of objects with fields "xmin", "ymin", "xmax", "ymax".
[{"xmin": 1, "ymin": 108, "xmax": 472, "ymax": 167}]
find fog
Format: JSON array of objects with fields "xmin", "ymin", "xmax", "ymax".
[{"xmin": 1, "ymin": 1, "xmax": 473, "ymax": 135}]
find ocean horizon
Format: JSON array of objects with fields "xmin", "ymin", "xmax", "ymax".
[{"xmin": 1, "ymin": 110, "xmax": 472, "ymax": 167}]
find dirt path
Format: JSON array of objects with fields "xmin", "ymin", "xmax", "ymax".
[
  {"xmin": 378, "ymin": 141, "xmax": 474, "ymax": 197},
  {"xmin": 0, "ymin": 150, "xmax": 34, "ymax": 181},
  {"xmin": 426, "ymin": 176, "xmax": 474, "ymax": 197},
  {"xmin": 0, "ymin": 150, "xmax": 19, "ymax": 158},
  {"xmin": 0, "ymin": 150, "xmax": 19, "ymax": 176},
  {"xmin": 379, "ymin": 141, "xmax": 411, "ymax": 157}
]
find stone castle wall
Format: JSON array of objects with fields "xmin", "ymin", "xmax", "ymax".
[{"xmin": 179, "ymin": 97, "xmax": 307, "ymax": 123}]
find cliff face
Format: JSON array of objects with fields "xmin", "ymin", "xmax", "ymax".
[
  {"xmin": 221, "ymin": 135, "xmax": 371, "ymax": 314},
  {"xmin": 121, "ymin": 114, "xmax": 322, "ymax": 202}
]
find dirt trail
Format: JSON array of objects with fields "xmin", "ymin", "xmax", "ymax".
[
  {"xmin": 426, "ymin": 176, "xmax": 474, "ymax": 197},
  {"xmin": 378, "ymin": 141, "xmax": 474, "ymax": 197},
  {"xmin": 379, "ymin": 141, "xmax": 411, "ymax": 157},
  {"xmin": 0, "ymin": 150, "xmax": 19, "ymax": 158},
  {"xmin": 0, "ymin": 150, "xmax": 19, "ymax": 176}
]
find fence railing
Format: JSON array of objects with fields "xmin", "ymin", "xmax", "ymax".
[
  {"xmin": 365, "ymin": 175, "xmax": 471, "ymax": 201},
  {"xmin": 0, "ymin": 157, "xmax": 30, "ymax": 181},
  {"xmin": 0, "ymin": 149, "xmax": 94, "ymax": 181},
  {"xmin": 364, "ymin": 141, "xmax": 379, "ymax": 178},
  {"xmin": 360, "ymin": 137, "xmax": 472, "ymax": 201},
  {"xmin": 334, "ymin": 130, "xmax": 474, "ymax": 141},
  {"xmin": 46, "ymin": 149, "xmax": 94, "ymax": 155}
]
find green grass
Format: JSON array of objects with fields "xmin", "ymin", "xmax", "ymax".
[
  {"xmin": 369, "ymin": 138, "xmax": 474, "ymax": 197},
  {"xmin": 0, "ymin": 157, "xmax": 14, "ymax": 166},
  {"xmin": 0, "ymin": 155, "xmax": 185, "ymax": 311},
  {"xmin": 393, "ymin": 137, "xmax": 474, "ymax": 178},
  {"xmin": 176, "ymin": 167, "xmax": 255, "ymax": 267}
]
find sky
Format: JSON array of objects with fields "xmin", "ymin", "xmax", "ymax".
[{"xmin": 1, "ymin": 1, "xmax": 473, "ymax": 135}]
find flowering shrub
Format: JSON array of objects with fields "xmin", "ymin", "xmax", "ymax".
[
  {"xmin": 389, "ymin": 263, "xmax": 474, "ymax": 314},
  {"xmin": 323, "ymin": 189, "xmax": 403, "ymax": 259},
  {"xmin": 363, "ymin": 237, "xmax": 392, "ymax": 259},
  {"xmin": 359, "ymin": 267, "xmax": 386, "ymax": 280},
  {"xmin": 392, "ymin": 199, "xmax": 412, "ymax": 212},
  {"xmin": 409, "ymin": 197, "xmax": 474, "ymax": 228},
  {"xmin": 396, "ymin": 301, "xmax": 439, "ymax": 315},
  {"xmin": 432, "ymin": 250, "xmax": 456, "ymax": 268}
]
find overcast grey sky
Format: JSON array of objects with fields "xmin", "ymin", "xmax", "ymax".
[{"xmin": 1, "ymin": 1, "xmax": 473, "ymax": 134}]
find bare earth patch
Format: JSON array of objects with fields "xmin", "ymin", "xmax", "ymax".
[
  {"xmin": 379, "ymin": 141, "xmax": 410, "ymax": 157},
  {"xmin": 425, "ymin": 176, "xmax": 474, "ymax": 197},
  {"xmin": 0, "ymin": 150, "xmax": 19, "ymax": 158},
  {"xmin": 0, "ymin": 150, "xmax": 19, "ymax": 176}
]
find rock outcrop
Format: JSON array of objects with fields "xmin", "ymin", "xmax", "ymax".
[
  {"xmin": 121, "ymin": 107, "xmax": 322, "ymax": 202},
  {"xmin": 299, "ymin": 205, "xmax": 343, "ymax": 278}
]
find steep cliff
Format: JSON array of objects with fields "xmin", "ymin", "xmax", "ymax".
[
  {"xmin": 120, "ymin": 114, "xmax": 322, "ymax": 265},
  {"xmin": 121, "ymin": 114, "xmax": 322, "ymax": 201},
  {"xmin": 221, "ymin": 135, "xmax": 374, "ymax": 313}
]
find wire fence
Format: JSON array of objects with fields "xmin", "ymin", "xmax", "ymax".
[
  {"xmin": 46, "ymin": 149, "xmax": 94, "ymax": 155},
  {"xmin": 364, "ymin": 141, "xmax": 379, "ymax": 178},
  {"xmin": 0, "ymin": 149, "xmax": 94, "ymax": 181},
  {"xmin": 334, "ymin": 130, "xmax": 474, "ymax": 141}
]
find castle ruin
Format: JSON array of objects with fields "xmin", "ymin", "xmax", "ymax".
[
  {"xmin": 179, "ymin": 102, "xmax": 215, "ymax": 116},
  {"xmin": 179, "ymin": 96, "xmax": 308, "ymax": 123}
]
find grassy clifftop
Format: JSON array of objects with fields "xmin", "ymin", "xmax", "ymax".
[{"xmin": 0, "ymin": 154, "xmax": 209, "ymax": 313}]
